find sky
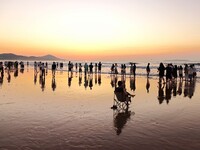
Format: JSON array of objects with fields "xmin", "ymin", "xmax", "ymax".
[{"xmin": 0, "ymin": 0, "xmax": 200, "ymax": 61}]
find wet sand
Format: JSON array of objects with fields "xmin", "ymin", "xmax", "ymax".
[{"xmin": 0, "ymin": 68, "xmax": 200, "ymax": 150}]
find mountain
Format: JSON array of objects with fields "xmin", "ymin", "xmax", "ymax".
[{"xmin": 0, "ymin": 53, "xmax": 62, "ymax": 61}]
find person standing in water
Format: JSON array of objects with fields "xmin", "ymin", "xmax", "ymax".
[{"xmin": 146, "ymin": 63, "xmax": 150, "ymax": 77}]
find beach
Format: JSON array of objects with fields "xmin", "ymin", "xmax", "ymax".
[{"xmin": 0, "ymin": 65, "xmax": 200, "ymax": 150}]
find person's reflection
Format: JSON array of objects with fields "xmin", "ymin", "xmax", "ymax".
[
  {"xmin": 51, "ymin": 76, "xmax": 56, "ymax": 91},
  {"xmin": 20, "ymin": 68, "xmax": 24, "ymax": 74},
  {"xmin": 89, "ymin": 74, "xmax": 93, "ymax": 90},
  {"xmin": 177, "ymin": 79, "xmax": 183, "ymax": 96},
  {"xmin": 130, "ymin": 75, "xmax": 136, "ymax": 91},
  {"xmin": 121, "ymin": 74, "xmax": 126, "ymax": 83},
  {"xmin": 146, "ymin": 77, "xmax": 150, "ymax": 93},
  {"xmin": 188, "ymin": 78, "xmax": 196, "ymax": 99},
  {"xmin": 184, "ymin": 80, "xmax": 189, "ymax": 97},
  {"xmin": 110, "ymin": 74, "xmax": 115, "ymax": 88},
  {"xmin": 165, "ymin": 81, "xmax": 172, "ymax": 104},
  {"xmin": 114, "ymin": 108, "xmax": 132, "ymax": 135},
  {"xmin": 98, "ymin": 73, "xmax": 101, "ymax": 86},
  {"xmin": 158, "ymin": 82, "xmax": 165, "ymax": 104},
  {"xmin": 172, "ymin": 80, "xmax": 177, "ymax": 97},
  {"xmin": 7, "ymin": 70, "xmax": 11, "ymax": 83},
  {"xmin": 34, "ymin": 71, "xmax": 38, "ymax": 85},
  {"xmin": 40, "ymin": 75, "xmax": 45, "ymax": 91},
  {"xmin": 0, "ymin": 75, "xmax": 3, "ymax": 86},
  {"xmin": 14, "ymin": 69, "xmax": 18, "ymax": 77},
  {"xmin": 95, "ymin": 72, "xmax": 97, "ymax": 85},
  {"xmin": 84, "ymin": 74, "xmax": 88, "ymax": 89},
  {"xmin": 79, "ymin": 72, "xmax": 82, "ymax": 86},
  {"xmin": 68, "ymin": 71, "xmax": 73, "ymax": 87}
]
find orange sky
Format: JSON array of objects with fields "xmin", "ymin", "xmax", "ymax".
[{"xmin": 0, "ymin": 0, "xmax": 200, "ymax": 61}]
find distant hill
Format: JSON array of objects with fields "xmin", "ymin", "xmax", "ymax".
[{"xmin": 0, "ymin": 53, "xmax": 62, "ymax": 61}]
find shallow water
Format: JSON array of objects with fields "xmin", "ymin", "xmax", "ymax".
[{"xmin": 0, "ymin": 68, "xmax": 200, "ymax": 150}]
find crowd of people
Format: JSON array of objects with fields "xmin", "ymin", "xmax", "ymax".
[
  {"xmin": 158, "ymin": 63, "xmax": 197, "ymax": 83},
  {"xmin": 0, "ymin": 61, "xmax": 198, "ymax": 89}
]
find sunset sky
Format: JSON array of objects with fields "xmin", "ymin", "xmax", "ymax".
[{"xmin": 0, "ymin": 0, "xmax": 200, "ymax": 61}]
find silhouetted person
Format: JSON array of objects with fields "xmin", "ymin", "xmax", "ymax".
[
  {"xmin": 75, "ymin": 63, "xmax": 78, "ymax": 71},
  {"xmin": 184, "ymin": 64, "xmax": 188, "ymax": 80},
  {"xmin": 60, "ymin": 62, "xmax": 64, "ymax": 68},
  {"xmin": 121, "ymin": 64, "xmax": 126, "ymax": 74},
  {"xmin": 111, "ymin": 64, "xmax": 115, "ymax": 74},
  {"xmin": 20, "ymin": 61, "xmax": 24, "ymax": 69},
  {"xmin": 79, "ymin": 63, "xmax": 82, "ymax": 73},
  {"xmin": 133, "ymin": 63, "xmax": 136, "ymax": 76},
  {"xmin": 84, "ymin": 63, "xmax": 88, "ymax": 75},
  {"xmin": 146, "ymin": 77, "xmax": 150, "ymax": 93},
  {"xmin": 129, "ymin": 63, "xmax": 136, "ymax": 76},
  {"xmin": 173, "ymin": 65, "xmax": 178, "ymax": 79},
  {"xmin": 98, "ymin": 62, "xmax": 102, "ymax": 73},
  {"xmin": 166, "ymin": 64, "xmax": 173, "ymax": 82},
  {"xmin": 0, "ymin": 62, "xmax": 4, "ymax": 86},
  {"xmin": 14, "ymin": 61, "xmax": 18, "ymax": 69},
  {"xmin": 52, "ymin": 62, "xmax": 56, "ymax": 76},
  {"xmin": 178, "ymin": 65, "xmax": 183, "ymax": 80},
  {"xmin": 34, "ymin": 61, "xmax": 37, "ymax": 72},
  {"xmin": 0, "ymin": 62, "xmax": 4, "ymax": 77},
  {"xmin": 158, "ymin": 63, "xmax": 165, "ymax": 83},
  {"xmin": 115, "ymin": 81, "xmax": 134, "ymax": 100},
  {"xmin": 114, "ymin": 63, "xmax": 118, "ymax": 74},
  {"xmin": 146, "ymin": 63, "xmax": 150, "ymax": 77},
  {"xmin": 188, "ymin": 65, "xmax": 193, "ymax": 82},
  {"xmin": 89, "ymin": 62, "xmax": 93, "ymax": 74}
]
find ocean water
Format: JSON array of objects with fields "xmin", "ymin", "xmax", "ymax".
[
  {"xmin": 2, "ymin": 59, "xmax": 199, "ymax": 77},
  {"xmin": 0, "ymin": 61, "xmax": 200, "ymax": 150}
]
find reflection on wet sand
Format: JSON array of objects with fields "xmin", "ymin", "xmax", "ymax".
[
  {"xmin": 113, "ymin": 108, "xmax": 134, "ymax": 135},
  {"xmin": 0, "ymin": 67, "xmax": 198, "ymax": 102},
  {"xmin": 157, "ymin": 78, "xmax": 197, "ymax": 104},
  {"xmin": 52, "ymin": 76, "xmax": 56, "ymax": 91}
]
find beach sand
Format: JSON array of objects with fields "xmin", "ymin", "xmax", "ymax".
[{"xmin": 0, "ymin": 68, "xmax": 200, "ymax": 150}]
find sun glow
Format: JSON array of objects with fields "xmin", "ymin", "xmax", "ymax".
[{"xmin": 0, "ymin": 0, "xmax": 200, "ymax": 60}]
